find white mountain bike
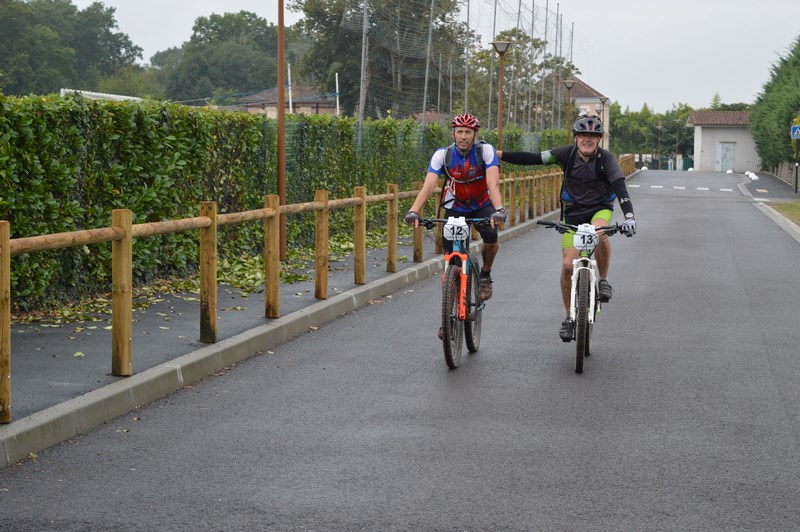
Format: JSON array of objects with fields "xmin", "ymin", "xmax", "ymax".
[{"xmin": 537, "ymin": 220, "xmax": 620, "ymax": 373}]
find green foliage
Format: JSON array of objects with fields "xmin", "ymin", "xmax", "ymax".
[
  {"xmin": 750, "ymin": 35, "xmax": 800, "ymax": 169},
  {"xmin": 0, "ymin": 94, "xmax": 458, "ymax": 310},
  {"xmin": 538, "ymin": 129, "xmax": 569, "ymax": 151},
  {"xmin": 161, "ymin": 11, "xmax": 310, "ymax": 104},
  {"xmin": 0, "ymin": 94, "xmax": 265, "ymax": 308},
  {"xmin": 0, "ymin": 0, "xmax": 141, "ymax": 95},
  {"xmin": 607, "ymin": 101, "xmax": 694, "ymax": 162}
]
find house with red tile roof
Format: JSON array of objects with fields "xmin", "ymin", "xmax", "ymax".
[{"xmin": 686, "ymin": 111, "xmax": 760, "ymax": 172}]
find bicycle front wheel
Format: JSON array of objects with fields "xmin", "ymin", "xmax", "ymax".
[
  {"xmin": 465, "ymin": 255, "xmax": 482, "ymax": 353},
  {"xmin": 442, "ymin": 264, "xmax": 464, "ymax": 369},
  {"xmin": 574, "ymin": 268, "xmax": 591, "ymax": 373}
]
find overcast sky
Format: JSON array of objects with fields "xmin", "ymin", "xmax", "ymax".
[{"xmin": 73, "ymin": 0, "xmax": 799, "ymax": 114}]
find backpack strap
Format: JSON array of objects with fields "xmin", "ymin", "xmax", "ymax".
[
  {"xmin": 560, "ymin": 146, "xmax": 578, "ymax": 218},
  {"xmin": 561, "ymin": 146, "xmax": 614, "ymax": 218},
  {"xmin": 439, "ymin": 141, "xmax": 488, "ymax": 215},
  {"xmin": 439, "ymin": 144, "xmax": 456, "ymax": 216}
]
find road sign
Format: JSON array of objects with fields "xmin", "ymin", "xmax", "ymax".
[{"xmin": 792, "ymin": 125, "xmax": 800, "ymax": 139}]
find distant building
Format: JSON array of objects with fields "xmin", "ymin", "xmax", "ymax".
[
  {"xmin": 686, "ymin": 111, "xmax": 760, "ymax": 172},
  {"xmin": 236, "ymin": 85, "xmax": 337, "ymax": 118}
]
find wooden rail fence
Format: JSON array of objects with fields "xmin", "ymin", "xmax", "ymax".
[{"xmin": 0, "ymin": 166, "xmax": 581, "ymax": 423}]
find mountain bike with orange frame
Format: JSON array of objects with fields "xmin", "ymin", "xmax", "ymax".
[{"xmin": 420, "ymin": 216, "xmax": 490, "ymax": 369}]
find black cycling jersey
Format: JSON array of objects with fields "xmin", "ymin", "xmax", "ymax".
[{"xmin": 501, "ymin": 146, "xmax": 634, "ymax": 219}]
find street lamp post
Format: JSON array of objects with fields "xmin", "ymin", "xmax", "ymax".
[
  {"xmin": 563, "ymin": 78, "xmax": 575, "ymax": 144},
  {"xmin": 597, "ymin": 96, "xmax": 609, "ymax": 148},
  {"xmin": 656, "ymin": 122, "xmax": 663, "ymax": 170},
  {"xmin": 491, "ymin": 41, "xmax": 512, "ymax": 150},
  {"xmin": 674, "ymin": 118, "xmax": 681, "ymax": 171}
]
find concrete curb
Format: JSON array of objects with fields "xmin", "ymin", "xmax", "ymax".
[{"xmin": 1, "ymin": 217, "xmax": 545, "ymax": 468}]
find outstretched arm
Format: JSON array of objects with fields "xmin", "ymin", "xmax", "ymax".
[{"xmin": 499, "ymin": 151, "xmax": 547, "ymax": 165}]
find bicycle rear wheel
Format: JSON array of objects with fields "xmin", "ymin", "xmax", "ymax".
[
  {"xmin": 465, "ymin": 256, "xmax": 482, "ymax": 353},
  {"xmin": 442, "ymin": 264, "xmax": 464, "ymax": 369},
  {"xmin": 574, "ymin": 268, "xmax": 591, "ymax": 373}
]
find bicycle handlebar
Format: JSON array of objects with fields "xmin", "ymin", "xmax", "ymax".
[
  {"xmin": 419, "ymin": 217, "xmax": 491, "ymax": 230},
  {"xmin": 536, "ymin": 219, "xmax": 620, "ymax": 236}
]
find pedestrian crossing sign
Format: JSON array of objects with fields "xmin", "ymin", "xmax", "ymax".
[{"xmin": 792, "ymin": 125, "xmax": 800, "ymax": 139}]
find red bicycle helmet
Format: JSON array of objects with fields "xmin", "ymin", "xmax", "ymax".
[
  {"xmin": 451, "ymin": 112, "xmax": 480, "ymax": 131},
  {"xmin": 572, "ymin": 114, "xmax": 604, "ymax": 136}
]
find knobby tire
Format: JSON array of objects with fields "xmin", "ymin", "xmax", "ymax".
[
  {"xmin": 575, "ymin": 268, "xmax": 591, "ymax": 373},
  {"xmin": 442, "ymin": 265, "xmax": 464, "ymax": 369},
  {"xmin": 465, "ymin": 255, "xmax": 482, "ymax": 353}
]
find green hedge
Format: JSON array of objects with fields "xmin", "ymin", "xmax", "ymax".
[{"xmin": 0, "ymin": 94, "xmax": 548, "ymax": 310}]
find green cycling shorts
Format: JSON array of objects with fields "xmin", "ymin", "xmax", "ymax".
[{"xmin": 561, "ymin": 209, "xmax": 613, "ymax": 249}]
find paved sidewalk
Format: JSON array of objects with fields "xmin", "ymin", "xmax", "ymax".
[
  {"xmin": 0, "ymin": 219, "xmax": 545, "ymax": 467},
  {"xmin": 738, "ymin": 170, "xmax": 799, "ymax": 203}
]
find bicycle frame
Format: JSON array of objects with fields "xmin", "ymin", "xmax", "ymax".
[
  {"xmin": 420, "ymin": 216, "xmax": 490, "ymax": 369},
  {"xmin": 567, "ymin": 223, "xmax": 608, "ymax": 322},
  {"xmin": 425, "ymin": 217, "xmax": 487, "ymax": 321},
  {"xmin": 537, "ymin": 219, "xmax": 619, "ymax": 373}
]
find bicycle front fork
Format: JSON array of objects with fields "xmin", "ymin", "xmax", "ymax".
[
  {"xmin": 569, "ymin": 260, "xmax": 597, "ymax": 323},
  {"xmin": 443, "ymin": 251, "xmax": 470, "ymax": 321}
]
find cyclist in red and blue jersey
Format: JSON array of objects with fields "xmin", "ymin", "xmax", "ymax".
[{"xmin": 405, "ymin": 113, "xmax": 506, "ymax": 301}]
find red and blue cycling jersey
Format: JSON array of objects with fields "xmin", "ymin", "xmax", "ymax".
[{"xmin": 427, "ymin": 142, "xmax": 499, "ymax": 213}]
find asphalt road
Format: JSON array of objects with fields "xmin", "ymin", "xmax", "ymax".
[{"xmin": 1, "ymin": 170, "xmax": 800, "ymax": 530}]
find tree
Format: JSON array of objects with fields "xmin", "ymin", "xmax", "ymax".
[
  {"xmin": 292, "ymin": 0, "xmax": 467, "ymax": 119},
  {"xmin": 0, "ymin": 0, "xmax": 77, "ymax": 94},
  {"xmin": 751, "ymin": 35, "xmax": 800, "ymax": 169},
  {"xmin": 159, "ymin": 11, "xmax": 307, "ymax": 104},
  {"xmin": 0, "ymin": 0, "xmax": 141, "ymax": 95}
]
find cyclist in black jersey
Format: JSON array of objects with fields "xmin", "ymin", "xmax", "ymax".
[{"xmin": 499, "ymin": 115, "xmax": 636, "ymax": 341}]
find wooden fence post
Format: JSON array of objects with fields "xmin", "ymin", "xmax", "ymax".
[
  {"xmin": 265, "ymin": 195, "xmax": 280, "ymax": 318},
  {"xmin": 499, "ymin": 173, "xmax": 506, "ymax": 210},
  {"xmin": 354, "ymin": 186, "xmax": 366, "ymax": 285},
  {"xmin": 508, "ymin": 173, "xmax": 518, "ymax": 226},
  {"xmin": 386, "ymin": 183, "xmax": 398, "ymax": 273},
  {"xmin": 528, "ymin": 174, "xmax": 535, "ymax": 219},
  {"xmin": 413, "ymin": 181, "xmax": 424, "ymax": 262},
  {"xmin": 199, "ymin": 201, "xmax": 217, "ymax": 343},
  {"xmin": 519, "ymin": 174, "xmax": 527, "ymax": 223},
  {"xmin": 0, "ymin": 221, "xmax": 10, "ymax": 423},
  {"xmin": 111, "ymin": 209, "xmax": 132, "ymax": 377},
  {"xmin": 315, "ymin": 190, "xmax": 329, "ymax": 299}
]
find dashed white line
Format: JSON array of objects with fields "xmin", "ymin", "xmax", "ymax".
[
  {"xmin": 720, "ymin": 188, "xmax": 733, "ymax": 192},
  {"xmin": 674, "ymin": 186, "xmax": 686, "ymax": 190},
  {"xmin": 697, "ymin": 187, "xmax": 709, "ymax": 191},
  {"xmin": 651, "ymin": 185, "xmax": 663, "ymax": 189}
]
